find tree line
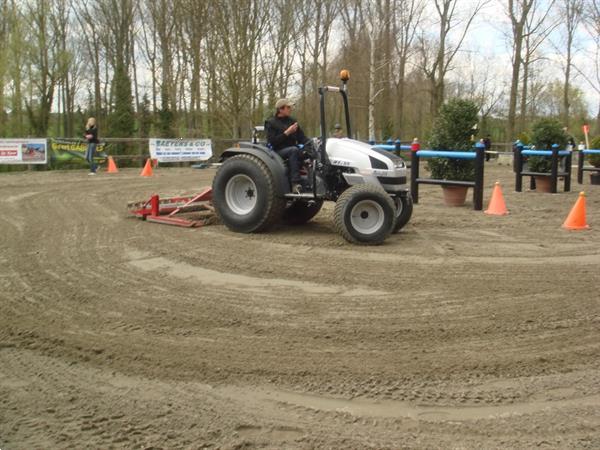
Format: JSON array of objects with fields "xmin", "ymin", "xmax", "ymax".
[{"xmin": 0, "ymin": 0, "xmax": 599, "ymax": 144}]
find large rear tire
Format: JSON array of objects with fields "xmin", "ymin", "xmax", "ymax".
[
  {"xmin": 283, "ymin": 199, "xmax": 324, "ymax": 225},
  {"xmin": 212, "ymin": 154, "xmax": 285, "ymax": 233},
  {"xmin": 333, "ymin": 184, "xmax": 396, "ymax": 245},
  {"xmin": 393, "ymin": 194, "xmax": 413, "ymax": 233}
]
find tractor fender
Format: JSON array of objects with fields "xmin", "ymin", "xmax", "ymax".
[{"xmin": 220, "ymin": 147, "xmax": 289, "ymax": 195}]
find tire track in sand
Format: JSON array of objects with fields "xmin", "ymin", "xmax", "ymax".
[{"xmin": 126, "ymin": 249, "xmax": 390, "ymax": 298}]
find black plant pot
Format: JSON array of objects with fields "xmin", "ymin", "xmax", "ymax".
[{"xmin": 591, "ymin": 172, "xmax": 600, "ymax": 185}]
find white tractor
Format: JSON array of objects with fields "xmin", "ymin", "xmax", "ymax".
[{"xmin": 212, "ymin": 70, "xmax": 412, "ymax": 244}]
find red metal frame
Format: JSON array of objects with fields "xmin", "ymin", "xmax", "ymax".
[{"xmin": 129, "ymin": 187, "xmax": 213, "ymax": 228}]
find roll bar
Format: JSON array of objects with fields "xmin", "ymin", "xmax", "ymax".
[{"xmin": 318, "ymin": 78, "xmax": 352, "ymax": 167}]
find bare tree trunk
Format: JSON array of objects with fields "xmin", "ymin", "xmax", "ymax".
[
  {"xmin": 6, "ymin": 0, "xmax": 24, "ymax": 136},
  {"xmin": 507, "ymin": 0, "xmax": 554, "ymax": 140},
  {"xmin": 381, "ymin": 0, "xmax": 392, "ymax": 133},
  {"xmin": 433, "ymin": 1, "xmax": 449, "ymax": 115},
  {"xmin": 25, "ymin": 0, "xmax": 58, "ymax": 136},
  {"xmin": 0, "ymin": 1, "xmax": 6, "ymax": 135},
  {"xmin": 561, "ymin": 0, "xmax": 583, "ymax": 128},
  {"xmin": 368, "ymin": 24, "xmax": 376, "ymax": 142},
  {"xmin": 507, "ymin": 0, "xmax": 528, "ymax": 142},
  {"xmin": 131, "ymin": 35, "xmax": 139, "ymax": 112},
  {"xmin": 393, "ymin": 0, "xmax": 424, "ymax": 137},
  {"xmin": 519, "ymin": 49, "xmax": 530, "ymax": 133},
  {"xmin": 395, "ymin": 59, "xmax": 406, "ymax": 136},
  {"xmin": 563, "ymin": 47, "xmax": 571, "ymax": 127}
]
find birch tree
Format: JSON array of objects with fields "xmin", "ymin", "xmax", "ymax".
[{"xmin": 365, "ymin": 0, "xmax": 381, "ymax": 142}]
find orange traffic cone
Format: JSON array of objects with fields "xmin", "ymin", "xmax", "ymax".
[
  {"xmin": 484, "ymin": 182, "xmax": 509, "ymax": 215},
  {"xmin": 107, "ymin": 156, "xmax": 119, "ymax": 173},
  {"xmin": 562, "ymin": 192, "xmax": 589, "ymax": 230},
  {"xmin": 140, "ymin": 159, "xmax": 153, "ymax": 177}
]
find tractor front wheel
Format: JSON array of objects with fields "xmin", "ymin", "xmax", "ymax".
[
  {"xmin": 393, "ymin": 194, "xmax": 413, "ymax": 233},
  {"xmin": 333, "ymin": 184, "xmax": 396, "ymax": 245}
]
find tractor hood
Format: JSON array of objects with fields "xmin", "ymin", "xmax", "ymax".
[{"xmin": 325, "ymin": 138, "xmax": 405, "ymax": 171}]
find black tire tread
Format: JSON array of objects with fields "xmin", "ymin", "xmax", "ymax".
[{"xmin": 212, "ymin": 154, "xmax": 285, "ymax": 232}]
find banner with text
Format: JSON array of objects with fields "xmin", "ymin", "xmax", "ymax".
[
  {"xmin": 149, "ymin": 139, "xmax": 212, "ymax": 162},
  {"xmin": 0, "ymin": 139, "xmax": 47, "ymax": 164},
  {"xmin": 51, "ymin": 138, "xmax": 107, "ymax": 162}
]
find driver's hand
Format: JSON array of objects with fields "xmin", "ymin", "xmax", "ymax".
[{"xmin": 284, "ymin": 123, "xmax": 298, "ymax": 135}]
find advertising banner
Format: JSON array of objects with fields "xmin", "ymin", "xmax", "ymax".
[
  {"xmin": 51, "ymin": 138, "xmax": 107, "ymax": 162},
  {"xmin": 149, "ymin": 139, "xmax": 212, "ymax": 162},
  {"xmin": 0, "ymin": 139, "xmax": 47, "ymax": 164}
]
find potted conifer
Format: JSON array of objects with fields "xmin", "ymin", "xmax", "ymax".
[
  {"xmin": 588, "ymin": 136, "xmax": 600, "ymax": 185},
  {"xmin": 527, "ymin": 118, "xmax": 568, "ymax": 193},
  {"xmin": 427, "ymin": 99, "xmax": 479, "ymax": 206}
]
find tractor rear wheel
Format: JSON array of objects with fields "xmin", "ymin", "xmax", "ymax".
[
  {"xmin": 283, "ymin": 199, "xmax": 324, "ymax": 225},
  {"xmin": 212, "ymin": 154, "xmax": 285, "ymax": 233},
  {"xmin": 333, "ymin": 184, "xmax": 396, "ymax": 245}
]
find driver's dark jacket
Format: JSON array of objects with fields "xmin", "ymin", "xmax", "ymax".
[{"xmin": 265, "ymin": 115, "xmax": 307, "ymax": 151}]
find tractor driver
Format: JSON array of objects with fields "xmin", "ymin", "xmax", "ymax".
[{"xmin": 265, "ymin": 98, "xmax": 307, "ymax": 194}]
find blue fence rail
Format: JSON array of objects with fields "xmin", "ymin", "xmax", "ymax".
[{"xmin": 372, "ymin": 139, "xmax": 413, "ymax": 154}]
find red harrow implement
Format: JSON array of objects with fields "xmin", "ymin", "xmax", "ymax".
[{"xmin": 128, "ymin": 187, "xmax": 215, "ymax": 228}]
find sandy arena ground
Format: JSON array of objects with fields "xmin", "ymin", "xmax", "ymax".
[{"xmin": 1, "ymin": 163, "xmax": 599, "ymax": 449}]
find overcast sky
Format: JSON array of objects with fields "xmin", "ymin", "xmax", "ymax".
[{"xmin": 440, "ymin": 0, "xmax": 599, "ymax": 117}]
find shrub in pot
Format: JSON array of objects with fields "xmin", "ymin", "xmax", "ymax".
[
  {"xmin": 528, "ymin": 118, "xmax": 568, "ymax": 192},
  {"xmin": 427, "ymin": 98, "xmax": 479, "ymax": 206},
  {"xmin": 588, "ymin": 136, "xmax": 600, "ymax": 168},
  {"xmin": 588, "ymin": 136, "xmax": 600, "ymax": 185}
]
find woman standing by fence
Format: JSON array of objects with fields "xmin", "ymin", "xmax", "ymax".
[{"xmin": 85, "ymin": 117, "xmax": 99, "ymax": 175}]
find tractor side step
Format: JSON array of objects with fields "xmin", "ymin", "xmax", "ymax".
[{"xmin": 284, "ymin": 193, "xmax": 318, "ymax": 199}]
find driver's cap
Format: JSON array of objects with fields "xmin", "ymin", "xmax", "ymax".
[{"xmin": 275, "ymin": 98, "xmax": 295, "ymax": 109}]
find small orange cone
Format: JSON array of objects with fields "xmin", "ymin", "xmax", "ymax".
[
  {"xmin": 107, "ymin": 156, "xmax": 119, "ymax": 173},
  {"xmin": 484, "ymin": 182, "xmax": 509, "ymax": 215},
  {"xmin": 140, "ymin": 159, "xmax": 153, "ymax": 177},
  {"xmin": 562, "ymin": 192, "xmax": 589, "ymax": 230}
]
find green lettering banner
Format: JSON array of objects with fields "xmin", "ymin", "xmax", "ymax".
[{"xmin": 51, "ymin": 138, "xmax": 107, "ymax": 162}]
